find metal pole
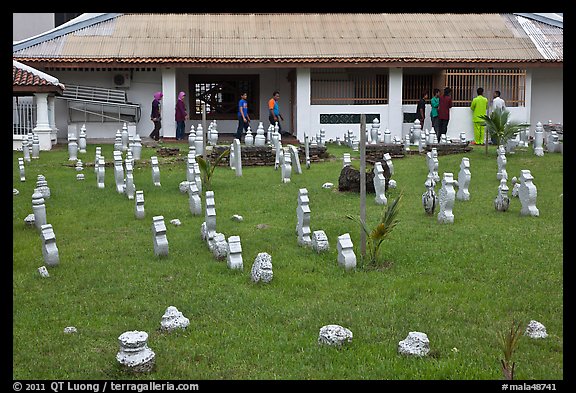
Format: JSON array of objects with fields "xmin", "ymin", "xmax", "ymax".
[
  {"xmin": 359, "ymin": 113, "xmax": 367, "ymax": 257},
  {"xmin": 202, "ymin": 101, "xmax": 207, "ymax": 159}
]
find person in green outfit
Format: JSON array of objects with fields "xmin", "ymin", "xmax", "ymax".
[
  {"xmin": 430, "ymin": 88, "xmax": 440, "ymax": 137},
  {"xmin": 470, "ymin": 87, "xmax": 489, "ymax": 145}
]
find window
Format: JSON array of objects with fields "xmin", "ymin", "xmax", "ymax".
[
  {"xmin": 402, "ymin": 74, "xmax": 434, "ymax": 104},
  {"xmin": 311, "ymin": 69, "xmax": 388, "ymax": 105},
  {"xmin": 188, "ymin": 75, "xmax": 259, "ymax": 120},
  {"xmin": 444, "ymin": 69, "xmax": 526, "ymax": 107}
]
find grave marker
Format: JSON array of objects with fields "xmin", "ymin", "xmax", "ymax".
[{"xmin": 151, "ymin": 216, "xmax": 169, "ymax": 257}]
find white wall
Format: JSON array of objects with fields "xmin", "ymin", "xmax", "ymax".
[{"xmin": 529, "ymin": 67, "xmax": 563, "ymax": 132}]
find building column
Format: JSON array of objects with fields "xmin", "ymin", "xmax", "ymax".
[
  {"xmin": 295, "ymin": 68, "xmax": 311, "ymax": 142},
  {"xmin": 388, "ymin": 68, "xmax": 403, "ymax": 140},
  {"xmin": 47, "ymin": 95, "xmax": 58, "ymax": 145},
  {"xmin": 33, "ymin": 93, "xmax": 53, "ymax": 151},
  {"xmin": 161, "ymin": 68, "xmax": 177, "ymax": 139},
  {"xmin": 524, "ymin": 69, "xmax": 533, "ymax": 137}
]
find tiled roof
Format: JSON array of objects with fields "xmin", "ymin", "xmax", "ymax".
[
  {"xmin": 13, "ymin": 60, "xmax": 64, "ymax": 93},
  {"xmin": 13, "ymin": 13, "xmax": 562, "ymax": 66}
]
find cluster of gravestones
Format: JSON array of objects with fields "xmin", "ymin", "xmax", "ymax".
[{"xmin": 17, "ymin": 118, "xmax": 552, "ymax": 373}]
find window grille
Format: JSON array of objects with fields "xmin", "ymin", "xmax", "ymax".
[
  {"xmin": 402, "ymin": 74, "xmax": 434, "ymax": 105},
  {"xmin": 444, "ymin": 69, "xmax": 526, "ymax": 107},
  {"xmin": 188, "ymin": 75, "xmax": 260, "ymax": 120},
  {"xmin": 311, "ymin": 69, "xmax": 388, "ymax": 105}
]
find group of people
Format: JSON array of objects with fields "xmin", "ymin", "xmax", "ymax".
[
  {"xmin": 147, "ymin": 90, "xmax": 287, "ymax": 142},
  {"xmin": 416, "ymin": 87, "xmax": 506, "ymax": 145}
]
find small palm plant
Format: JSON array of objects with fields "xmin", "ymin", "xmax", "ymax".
[
  {"xmin": 478, "ymin": 108, "xmax": 530, "ymax": 151},
  {"xmin": 499, "ymin": 319, "xmax": 523, "ymax": 380},
  {"xmin": 346, "ymin": 193, "xmax": 402, "ymax": 268},
  {"xmin": 196, "ymin": 147, "xmax": 230, "ymax": 192}
]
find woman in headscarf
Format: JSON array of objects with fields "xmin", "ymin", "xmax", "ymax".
[
  {"xmin": 149, "ymin": 92, "xmax": 163, "ymax": 141},
  {"xmin": 175, "ymin": 91, "xmax": 188, "ymax": 140}
]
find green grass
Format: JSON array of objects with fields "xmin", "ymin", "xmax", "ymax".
[{"xmin": 13, "ymin": 141, "xmax": 563, "ymax": 380}]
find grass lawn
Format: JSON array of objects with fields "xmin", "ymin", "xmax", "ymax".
[{"xmin": 12, "ymin": 140, "xmax": 563, "ymax": 380}]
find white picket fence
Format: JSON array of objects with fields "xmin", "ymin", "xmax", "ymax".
[{"xmin": 13, "ymin": 100, "xmax": 36, "ymax": 136}]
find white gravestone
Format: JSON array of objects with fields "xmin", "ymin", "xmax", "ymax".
[
  {"xmin": 210, "ymin": 233, "xmax": 228, "ymax": 260},
  {"xmin": 116, "ymin": 331, "xmax": 155, "ymax": 373},
  {"xmin": 114, "ymin": 129, "xmax": 122, "ymax": 151},
  {"xmin": 288, "ymin": 145, "xmax": 302, "ymax": 175},
  {"xmin": 94, "ymin": 147, "xmax": 102, "ymax": 174},
  {"xmin": 194, "ymin": 124, "xmax": 204, "ymax": 156},
  {"xmin": 318, "ymin": 325, "xmax": 353, "ymax": 347},
  {"xmin": 518, "ymin": 170, "xmax": 539, "ymax": 217},
  {"xmin": 22, "ymin": 139, "xmax": 31, "ymax": 162},
  {"xmin": 304, "ymin": 133, "xmax": 311, "ymax": 169},
  {"xmin": 19, "ymin": 158, "xmax": 25, "ymax": 182},
  {"xmin": 547, "ymin": 131, "xmax": 560, "ymax": 153},
  {"xmin": 251, "ymin": 252, "xmax": 273, "ymax": 283},
  {"xmin": 413, "ymin": 119, "xmax": 422, "ymax": 149},
  {"xmin": 227, "ymin": 235, "xmax": 243, "ymax": 270},
  {"xmin": 205, "ymin": 191, "xmax": 217, "ymax": 243},
  {"xmin": 496, "ymin": 145, "xmax": 508, "ymax": 181},
  {"xmin": 245, "ymin": 126, "xmax": 254, "ymax": 146},
  {"xmin": 281, "ymin": 151, "xmax": 292, "ymax": 183},
  {"xmin": 398, "ymin": 332, "xmax": 430, "ymax": 357},
  {"xmin": 426, "ymin": 148, "xmax": 440, "ymax": 183},
  {"xmin": 383, "ymin": 153, "xmax": 394, "ymax": 176},
  {"xmin": 188, "ymin": 182, "xmax": 202, "ymax": 216},
  {"xmin": 36, "ymin": 175, "xmax": 50, "ymax": 199},
  {"xmin": 373, "ymin": 161, "xmax": 387, "ymax": 205},
  {"xmin": 511, "ymin": 176, "xmax": 520, "ymax": 198},
  {"xmin": 188, "ymin": 125, "xmax": 196, "ymax": 148},
  {"xmin": 132, "ymin": 134, "xmax": 142, "ymax": 161},
  {"xmin": 96, "ymin": 156, "xmax": 105, "ymax": 189},
  {"xmin": 32, "ymin": 134, "xmax": 40, "ymax": 159},
  {"xmin": 233, "ymin": 139, "xmax": 242, "ymax": 177},
  {"xmin": 456, "ymin": 157, "xmax": 471, "ymax": 201},
  {"xmin": 422, "ymin": 176, "xmax": 437, "ymax": 215},
  {"xmin": 311, "ymin": 230, "xmax": 330, "ymax": 253},
  {"xmin": 274, "ymin": 141, "xmax": 282, "ymax": 170},
  {"xmin": 383, "ymin": 128, "xmax": 392, "ymax": 144},
  {"xmin": 186, "ymin": 154, "xmax": 196, "ymax": 184},
  {"xmin": 524, "ymin": 320, "xmax": 548, "ymax": 339},
  {"xmin": 38, "ymin": 266, "xmax": 50, "ymax": 278},
  {"xmin": 78, "ymin": 124, "xmax": 87, "ymax": 153},
  {"xmin": 135, "ymin": 190, "xmax": 145, "ymax": 219},
  {"xmin": 437, "ymin": 173, "xmax": 456, "ymax": 224},
  {"xmin": 124, "ymin": 160, "xmax": 135, "ymax": 200},
  {"xmin": 534, "ymin": 122, "xmax": 544, "ymax": 157},
  {"xmin": 151, "ymin": 216, "xmax": 169, "ymax": 257},
  {"xmin": 68, "ymin": 135, "xmax": 78, "ymax": 161},
  {"xmin": 319, "ymin": 128, "xmax": 326, "ymax": 147},
  {"xmin": 151, "ymin": 156, "xmax": 161, "ymax": 187},
  {"xmin": 229, "ymin": 142, "xmax": 235, "ymax": 171},
  {"xmin": 337, "ymin": 233, "xmax": 356, "ymax": 270},
  {"xmin": 254, "ymin": 122, "xmax": 266, "ymax": 147},
  {"xmin": 121, "ymin": 122, "xmax": 129, "ymax": 152},
  {"xmin": 404, "ymin": 134, "xmax": 411, "ymax": 153},
  {"xmin": 494, "ymin": 178, "xmax": 510, "ymax": 212},
  {"xmin": 32, "ymin": 189, "xmax": 47, "ymax": 231},
  {"xmin": 160, "ymin": 306, "xmax": 190, "ymax": 331},
  {"xmin": 296, "ymin": 188, "xmax": 312, "ymax": 247},
  {"xmin": 113, "ymin": 151, "xmax": 125, "ymax": 194},
  {"xmin": 193, "ymin": 162, "xmax": 202, "ymax": 193},
  {"xmin": 40, "ymin": 224, "xmax": 59, "ymax": 266},
  {"xmin": 370, "ymin": 118, "xmax": 380, "ymax": 145},
  {"xmin": 343, "ymin": 153, "xmax": 351, "ymax": 168}
]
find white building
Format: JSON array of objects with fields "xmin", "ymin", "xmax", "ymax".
[{"xmin": 13, "ymin": 13, "xmax": 562, "ymax": 149}]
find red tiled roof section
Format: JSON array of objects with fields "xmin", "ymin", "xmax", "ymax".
[{"xmin": 13, "ymin": 65, "xmax": 54, "ymax": 86}]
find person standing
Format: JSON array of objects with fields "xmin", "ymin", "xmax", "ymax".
[
  {"xmin": 175, "ymin": 91, "xmax": 188, "ymax": 140},
  {"xmin": 268, "ymin": 91, "xmax": 285, "ymax": 135},
  {"xmin": 470, "ymin": 87, "xmax": 489, "ymax": 145},
  {"xmin": 416, "ymin": 91, "xmax": 428, "ymax": 129},
  {"xmin": 236, "ymin": 92, "xmax": 250, "ymax": 141},
  {"xmin": 149, "ymin": 91, "xmax": 163, "ymax": 141},
  {"xmin": 491, "ymin": 90, "xmax": 506, "ymax": 113},
  {"xmin": 438, "ymin": 87, "xmax": 453, "ymax": 141},
  {"xmin": 430, "ymin": 88, "xmax": 440, "ymax": 135}
]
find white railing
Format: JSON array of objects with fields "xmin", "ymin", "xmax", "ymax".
[{"xmin": 13, "ymin": 101, "xmax": 36, "ymax": 136}]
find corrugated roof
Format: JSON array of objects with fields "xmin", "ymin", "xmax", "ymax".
[{"xmin": 13, "ymin": 13, "xmax": 562, "ymax": 65}]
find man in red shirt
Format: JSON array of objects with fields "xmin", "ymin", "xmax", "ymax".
[{"xmin": 438, "ymin": 87, "xmax": 453, "ymax": 141}]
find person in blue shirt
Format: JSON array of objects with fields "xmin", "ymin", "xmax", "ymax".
[{"xmin": 236, "ymin": 92, "xmax": 250, "ymax": 140}]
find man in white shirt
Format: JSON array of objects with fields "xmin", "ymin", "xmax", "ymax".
[{"xmin": 492, "ymin": 90, "xmax": 506, "ymax": 113}]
